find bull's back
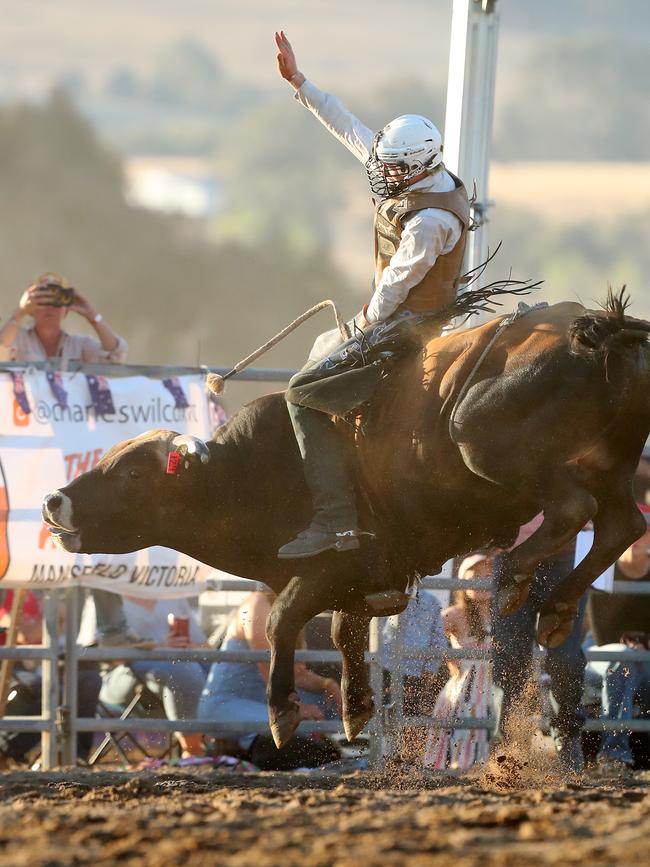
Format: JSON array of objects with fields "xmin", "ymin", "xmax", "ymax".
[{"xmin": 448, "ymin": 301, "xmax": 640, "ymax": 472}]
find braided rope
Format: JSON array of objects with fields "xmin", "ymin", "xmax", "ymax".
[{"xmin": 206, "ymin": 299, "xmax": 350, "ymax": 395}]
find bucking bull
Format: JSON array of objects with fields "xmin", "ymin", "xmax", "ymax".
[{"xmin": 43, "ymin": 290, "xmax": 650, "ymax": 748}]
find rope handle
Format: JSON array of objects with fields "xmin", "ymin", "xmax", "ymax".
[{"xmin": 206, "ymin": 299, "xmax": 350, "ymax": 395}]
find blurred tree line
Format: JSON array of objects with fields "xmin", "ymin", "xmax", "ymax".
[
  {"xmin": 0, "ymin": 90, "xmax": 352, "ymax": 369},
  {"xmin": 2, "ymin": 25, "xmax": 649, "ymax": 379}
]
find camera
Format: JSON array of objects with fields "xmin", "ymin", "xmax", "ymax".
[{"xmin": 36, "ymin": 272, "xmax": 75, "ymax": 307}]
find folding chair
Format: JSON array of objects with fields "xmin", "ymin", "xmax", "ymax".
[{"xmin": 88, "ymin": 679, "xmax": 179, "ymax": 766}]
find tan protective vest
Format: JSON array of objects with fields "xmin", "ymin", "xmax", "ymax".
[{"xmin": 373, "ymin": 172, "xmax": 470, "ymax": 313}]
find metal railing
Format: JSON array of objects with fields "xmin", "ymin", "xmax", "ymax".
[{"xmin": 3, "ymin": 573, "xmax": 650, "ymax": 770}]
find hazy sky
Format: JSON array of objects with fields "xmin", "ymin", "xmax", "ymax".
[
  {"xmin": 5, "ymin": 0, "xmax": 647, "ymax": 97},
  {"xmin": 0, "ymin": 0, "xmax": 453, "ymax": 94}
]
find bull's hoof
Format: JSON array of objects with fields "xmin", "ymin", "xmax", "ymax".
[
  {"xmin": 364, "ymin": 590, "xmax": 410, "ymax": 617},
  {"xmin": 537, "ymin": 602, "xmax": 578, "ymax": 648},
  {"xmin": 269, "ymin": 692, "xmax": 300, "ymax": 749},
  {"xmin": 496, "ymin": 575, "xmax": 531, "ymax": 617},
  {"xmin": 343, "ymin": 702, "xmax": 374, "ymax": 742}
]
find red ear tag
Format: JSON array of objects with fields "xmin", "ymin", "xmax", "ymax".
[{"xmin": 166, "ymin": 451, "xmax": 181, "ymax": 474}]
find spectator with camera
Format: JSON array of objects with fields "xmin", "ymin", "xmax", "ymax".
[
  {"xmin": 0, "ymin": 273, "xmax": 126, "ymax": 364},
  {"xmin": 1, "ymin": 273, "xmax": 147, "ymax": 648},
  {"xmin": 586, "ymin": 504, "xmax": 650, "ymax": 770}
]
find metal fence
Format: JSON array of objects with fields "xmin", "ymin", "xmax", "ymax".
[{"xmin": 3, "ymin": 575, "xmax": 649, "ymax": 770}]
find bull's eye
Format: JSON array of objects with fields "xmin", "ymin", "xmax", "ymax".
[{"xmin": 129, "ymin": 469, "xmax": 140, "ymax": 480}]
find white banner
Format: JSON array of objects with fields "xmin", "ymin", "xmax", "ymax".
[{"xmin": 0, "ymin": 368, "xmax": 218, "ymax": 598}]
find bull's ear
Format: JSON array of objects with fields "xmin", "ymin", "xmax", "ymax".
[{"xmin": 169, "ymin": 434, "xmax": 211, "ymax": 468}]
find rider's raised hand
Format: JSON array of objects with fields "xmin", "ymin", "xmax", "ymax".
[{"xmin": 274, "ymin": 30, "xmax": 305, "ymax": 89}]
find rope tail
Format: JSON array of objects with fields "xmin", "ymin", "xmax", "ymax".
[{"xmin": 206, "ymin": 299, "xmax": 349, "ymax": 395}]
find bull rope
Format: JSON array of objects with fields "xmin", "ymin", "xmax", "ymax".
[
  {"xmin": 447, "ymin": 301, "xmax": 548, "ymax": 442},
  {"xmin": 206, "ymin": 299, "xmax": 350, "ymax": 395}
]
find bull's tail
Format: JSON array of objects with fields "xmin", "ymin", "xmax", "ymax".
[{"xmin": 568, "ymin": 287, "xmax": 650, "ymax": 359}]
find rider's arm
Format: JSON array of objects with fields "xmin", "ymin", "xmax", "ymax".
[
  {"xmin": 293, "ymin": 79, "xmax": 374, "ymax": 165},
  {"xmin": 365, "ymin": 208, "xmax": 462, "ymax": 323}
]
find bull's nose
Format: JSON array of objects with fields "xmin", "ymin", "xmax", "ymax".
[{"xmin": 44, "ymin": 492, "xmax": 63, "ymax": 513}]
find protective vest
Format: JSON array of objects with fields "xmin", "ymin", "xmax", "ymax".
[{"xmin": 373, "ymin": 172, "xmax": 470, "ymax": 313}]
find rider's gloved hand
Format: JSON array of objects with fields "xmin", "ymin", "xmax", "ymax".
[{"xmin": 352, "ymin": 304, "xmax": 373, "ymax": 333}]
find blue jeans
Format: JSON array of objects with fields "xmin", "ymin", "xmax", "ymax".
[
  {"xmin": 197, "ymin": 686, "xmax": 333, "ymax": 750},
  {"xmin": 587, "ymin": 645, "xmax": 650, "ymax": 765},
  {"xmin": 492, "ymin": 553, "xmax": 587, "ymax": 739}
]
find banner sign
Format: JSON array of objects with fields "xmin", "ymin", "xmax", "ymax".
[{"xmin": 0, "ymin": 369, "xmax": 218, "ymax": 598}]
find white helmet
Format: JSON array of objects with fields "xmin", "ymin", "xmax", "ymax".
[{"xmin": 366, "ymin": 114, "xmax": 443, "ymax": 198}]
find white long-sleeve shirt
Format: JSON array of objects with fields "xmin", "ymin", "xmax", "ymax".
[
  {"xmin": 0, "ymin": 327, "xmax": 128, "ymax": 365},
  {"xmin": 295, "ymin": 80, "xmax": 463, "ymax": 322}
]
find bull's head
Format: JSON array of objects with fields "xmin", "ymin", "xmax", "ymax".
[{"xmin": 41, "ymin": 429, "xmax": 212, "ymax": 554}]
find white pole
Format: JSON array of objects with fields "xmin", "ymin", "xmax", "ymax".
[{"xmin": 443, "ymin": 0, "xmax": 501, "ymax": 301}]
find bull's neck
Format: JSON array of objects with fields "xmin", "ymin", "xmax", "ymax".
[{"xmin": 161, "ymin": 401, "xmax": 307, "ymax": 585}]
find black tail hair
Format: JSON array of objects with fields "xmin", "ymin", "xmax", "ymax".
[{"xmin": 568, "ymin": 286, "xmax": 650, "ymax": 358}]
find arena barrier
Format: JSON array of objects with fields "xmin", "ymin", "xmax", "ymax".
[
  {"xmin": 1, "ymin": 362, "xmax": 649, "ymax": 768},
  {"xmin": 2, "ymin": 575, "xmax": 649, "ymax": 770}
]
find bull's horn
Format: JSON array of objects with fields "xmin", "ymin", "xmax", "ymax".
[{"xmin": 171, "ymin": 434, "xmax": 211, "ymax": 464}]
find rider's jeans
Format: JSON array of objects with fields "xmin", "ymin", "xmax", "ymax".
[{"xmin": 285, "ymin": 307, "xmax": 421, "ymax": 533}]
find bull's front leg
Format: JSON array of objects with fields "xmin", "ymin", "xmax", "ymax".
[
  {"xmin": 331, "ymin": 611, "xmax": 373, "ymax": 741},
  {"xmin": 265, "ymin": 575, "xmax": 332, "ymax": 749},
  {"xmin": 538, "ymin": 492, "xmax": 645, "ymax": 648}
]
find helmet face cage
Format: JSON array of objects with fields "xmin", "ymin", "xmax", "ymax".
[{"xmin": 365, "ymin": 130, "xmax": 440, "ymax": 199}]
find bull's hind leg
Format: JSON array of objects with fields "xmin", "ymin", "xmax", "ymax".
[
  {"xmin": 538, "ymin": 487, "xmax": 645, "ymax": 648},
  {"xmin": 496, "ymin": 469, "xmax": 597, "ymax": 617},
  {"xmin": 331, "ymin": 611, "xmax": 373, "ymax": 741},
  {"xmin": 265, "ymin": 575, "xmax": 332, "ymax": 749}
]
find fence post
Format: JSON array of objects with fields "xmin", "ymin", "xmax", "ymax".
[
  {"xmin": 368, "ymin": 617, "xmax": 385, "ymax": 769},
  {"xmin": 41, "ymin": 589, "xmax": 60, "ymax": 769},
  {"xmin": 386, "ymin": 608, "xmax": 406, "ymax": 760},
  {"xmin": 61, "ymin": 586, "xmax": 80, "ymax": 765}
]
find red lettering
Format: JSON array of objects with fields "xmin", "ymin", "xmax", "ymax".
[
  {"xmin": 76, "ymin": 451, "xmax": 92, "ymax": 476},
  {"xmin": 63, "ymin": 450, "xmax": 104, "ymax": 482},
  {"xmin": 63, "ymin": 453, "xmax": 80, "ymax": 482}
]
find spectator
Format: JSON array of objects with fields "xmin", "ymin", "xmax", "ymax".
[
  {"xmin": 632, "ymin": 444, "xmax": 650, "ymax": 507},
  {"xmin": 423, "ymin": 553, "xmax": 493, "ymax": 770},
  {"xmin": 1, "ymin": 274, "xmax": 147, "ymax": 648},
  {"xmin": 381, "ymin": 589, "xmax": 447, "ymax": 717},
  {"xmin": 0, "ymin": 273, "xmax": 126, "ymax": 364},
  {"xmin": 85, "ymin": 594, "xmax": 208, "ymax": 758},
  {"xmin": 586, "ymin": 506, "xmax": 650, "ymax": 770},
  {"xmin": 0, "ymin": 590, "xmax": 101, "ymax": 766},
  {"xmin": 198, "ymin": 591, "xmax": 342, "ymax": 770},
  {"xmin": 492, "ymin": 518, "xmax": 588, "ymax": 773}
]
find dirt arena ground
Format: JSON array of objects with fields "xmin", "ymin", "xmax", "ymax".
[{"xmin": 0, "ymin": 765, "xmax": 648, "ymax": 866}]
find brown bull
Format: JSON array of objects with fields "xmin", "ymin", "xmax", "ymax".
[{"xmin": 42, "ymin": 291, "xmax": 650, "ymax": 748}]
